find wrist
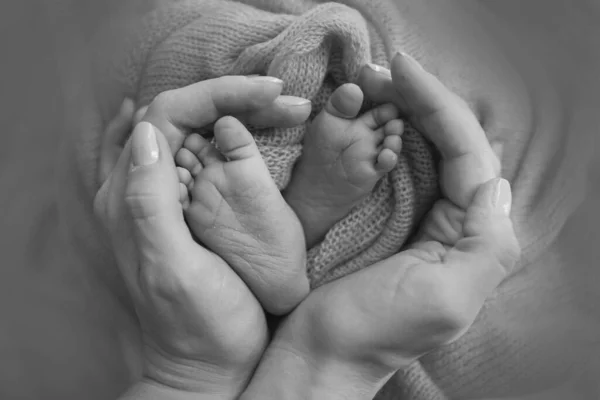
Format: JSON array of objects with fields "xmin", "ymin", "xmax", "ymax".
[
  {"xmin": 120, "ymin": 378, "xmax": 237, "ymax": 400},
  {"xmin": 241, "ymin": 329, "xmax": 392, "ymax": 400},
  {"xmin": 143, "ymin": 345, "xmax": 253, "ymax": 400}
]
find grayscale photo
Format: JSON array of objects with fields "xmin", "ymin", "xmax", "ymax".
[{"xmin": 1, "ymin": 1, "xmax": 599, "ymax": 399}]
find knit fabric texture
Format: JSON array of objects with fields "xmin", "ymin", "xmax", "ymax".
[
  {"xmin": 71, "ymin": 0, "xmax": 600, "ymax": 400},
  {"xmin": 57, "ymin": 0, "xmax": 600, "ymax": 399},
  {"xmin": 91, "ymin": 0, "xmax": 439, "ymax": 290}
]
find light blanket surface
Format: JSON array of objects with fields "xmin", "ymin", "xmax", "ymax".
[{"xmin": 5, "ymin": 0, "xmax": 595, "ymax": 399}]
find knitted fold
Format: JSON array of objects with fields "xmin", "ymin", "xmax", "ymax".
[{"xmin": 90, "ymin": 0, "xmax": 440, "ymax": 290}]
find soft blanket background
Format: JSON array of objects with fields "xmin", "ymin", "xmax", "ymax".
[
  {"xmin": 1, "ymin": 1, "xmax": 600, "ymax": 399},
  {"xmin": 89, "ymin": 0, "xmax": 440, "ymax": 289}
]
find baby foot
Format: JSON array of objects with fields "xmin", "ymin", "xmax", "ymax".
[
  {"xmin": 284, "ymin": 83, "xmax": 404, "ymax": 247},
  {"xmin": 175, "ymin": 117, "xmax": 309, "ymax": 316}
]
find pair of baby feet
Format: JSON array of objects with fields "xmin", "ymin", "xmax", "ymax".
[{"xmin": 174, "ymin": 83, "xmax": 404, "ymax": 315}]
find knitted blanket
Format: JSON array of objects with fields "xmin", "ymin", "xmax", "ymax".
[
  {"xmin": 61, "ymin": 0, "xmax": 600, "ymax": 400},
  {"xmin": 90, "ymin": 0, "xmax": 440, "ymax": 289}
]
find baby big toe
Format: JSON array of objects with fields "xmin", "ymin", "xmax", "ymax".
[
  {"xmin": 325, "ymin": 83, "xmax": 364, "ymax": 119},
  {"xmin": 213, "ymin": 116, "xmax": 260, "ymax": 161}
]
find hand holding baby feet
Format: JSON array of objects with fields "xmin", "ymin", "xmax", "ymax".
[
  {"xmin": 284, "ymin": 83, "xmax": 404, "ymax": 247},
  {"xmin": 175, "ymin": 117, "xmax": 309, "ymax": 316}
]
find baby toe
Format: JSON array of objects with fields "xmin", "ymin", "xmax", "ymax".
[
  {"xmin": 183, "ymin": 133, "xmax": 205, "ymax": 153},
  {"xmin": 375, "ymin": 148, "xmax": 399, "ymax": 173},
  {"xmin": 179, "ymin": 182, "xmax": 190, "ymax": 210},
  {"xmin": 359, "ymin": 103, "xmax": 400, "ymax": 130},
  {"xmin": 213, "ymin": 116, "xmax": 260, "ymax": 161},
  {"xmin": 177, "ymin": 166, "xmax": 193, "ymax": 187},
  {"xmin": 325, "ymin": 83, "xmax": 364, "ymax": 119},
  {"xmin": 383, "ymin": 135, "xmax": 403, "ymax": 155},
  {"xmin": 175, "ymin": 147, "xmax": 204, "ymax": 177},
  {"xmin": 185, "ymin": 133, "xmax": 224, "ymax": 166},
  {"xmin": 175, "ymin": 147, "xmax": 199, "ymax": 169},
  {"xmin": 384, "ymin": 119, "xmax": 404, "ymax": 136}
]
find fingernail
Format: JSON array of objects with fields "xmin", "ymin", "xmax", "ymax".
[
  {"xmin": 246, "ymin": 74, "xmax": 261, "ymax": 78},
  {"xmin": 366, "ymin": 63, "xmax": 391, "ymax": 76},
  {"xmin": 120, "ymin": 98, "xmax": 135, "ymax": 116},
  {"xmin": 399, "ymin": 52, "xmax": 425, "ymax": 71},
  {"xmin": 134, "ymin": 106, "xmax": 149, "ymax": 124},
  {"xmin": 131, "ymin": 122, "xmax": 159, "ymax": 166},
  {"xmin": 278, "ymin": 96, "xmax": 311, "ymax": 107},
  {"xmin": 493, "ymin": 178, "xmax": 512, "ymax": 216},
  {"xmin": 249, "ymin": 75, "xmax": 284, "ymax": 86}
]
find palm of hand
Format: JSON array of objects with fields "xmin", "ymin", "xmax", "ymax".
[
  {"xmin": 93, "ymin": 150, "xmax": 268, "ymax": 387},
  {"xmin": 291, "ymin": 197, "xmax": 481, "ymax": 373}
]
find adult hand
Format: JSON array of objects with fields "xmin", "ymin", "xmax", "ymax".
[
  {"xmin": 98, "ymin": 75, "xmax": 312, "ymax": 184},
  {"xmin": 240, "ymin": 53, "xmax": 520, "ymax": 400},
  {"xmin": 143, "ymin": 75, "xmax": 312, "ymax": 154},
  {"xmin": 93, "ymin": 76, "xmax": 311, "ymax": 399},
  {"xmin": 357, "ymin": 53, "xmax": 501, "ymax": 209}
]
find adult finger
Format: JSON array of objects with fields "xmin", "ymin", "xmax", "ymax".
[
  {"xmin": 142, "ymin": 76, "xmax": 311, "ymax": 153},
  {"xmin": 124, "ymin": 122, "xmax": 193, "ymax": 261},
  {"xmin": 237, "ymin": 95, "xmax": 312, "ymax": 128},
  {"xmin": 358, "ymin": 54, "xmax": 487, "ymax": 158},
  {"xmin": 443, "ymin": 178, "xmax": 520, "ymax": 310},
  {"xmin": 94, "ymin": 121, "xmax": 193, "ymax": 295},
  {"xmin": 99, "ymin": 98, "xmax": 135, "ymax": 185},
  {"xmin": 315, "ymin": 179, "xmax": 516, "ymax": 360}
]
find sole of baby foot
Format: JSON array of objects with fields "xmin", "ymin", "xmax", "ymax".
[
  {"xmin": 285, "ymin": 83, "xmax": 404, "ymax": 246},
  {"xmin": 175, "ymin": 118, "xmax": 309, "ymax": 316}
]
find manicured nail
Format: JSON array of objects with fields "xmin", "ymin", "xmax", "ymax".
[
  {"xmin": 366, "ymin": 63, "xmax": 391, "ymax": 76},
  {"xmin": 279, "ymin": 96, "xmax": 311, "ymax": 107},
  {"xmin": 120, "ymin": 98, "xmax": 135, "ymax": 116},
  {"xmin": 131, "ymin": 122, "xmax": 159, "ymax": 166},
  {"xmin": 249, "ymin": 75, "xmax": 284, "ymax": 86},
  {"xmin": 134, "ymin": 106, "xmax": 149, "ymax": 125},
  {"xmin": 399, "ymin": 52, "xmax": 425, "ymax": 71},
  {"xmin": 493, "ymin": 178, "xmax": 512, "ymax": 216}
]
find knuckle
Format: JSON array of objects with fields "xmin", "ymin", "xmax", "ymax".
[
  {"xmin": 428, "ymin": 284, "xmax": 471, "ymax": 331},
  {"xmin": 124, "ymin": 190, "xmax": 164, "ymax": 221},
  {"xmin": 400, "ymin": 269, "xmax": 472, "ymax": 338},
  {"xmin": 475, "ymin": 219, "xmax": 522, "ymax": 275},
  {"xmin": 151, "ymin": 90, "xmax": 176, "ymax": 109},
  {"xmin": 140, "ymin": 256, "xmax": 199, "ymax": 301},
  {"xmin": 142, "ymin": 268, "xmax": 190, "ymax": 308}
]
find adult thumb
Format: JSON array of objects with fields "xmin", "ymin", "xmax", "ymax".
[
  {"xmin": 125, "ymin": 122, "xmax": 190, "ymax": 252},
  {"xmin": 453, "ymin": 178, "xmax": 521, "ymax": 283}
]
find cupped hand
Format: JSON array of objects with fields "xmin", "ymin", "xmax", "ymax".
[
  {"xmin": 93, "ymin": 76, "xmax": 311, "ymax": 398},
  {"xmin": 240, "ymin": 54, "xmax": 520, "ymax": 400},
  {"xmin": 357, "ymin": 53, "xmax": 501, "ymax": 209},
  {"xmin": 98, "ymin": 75, "xmax": 312, "ymax": 184}
]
